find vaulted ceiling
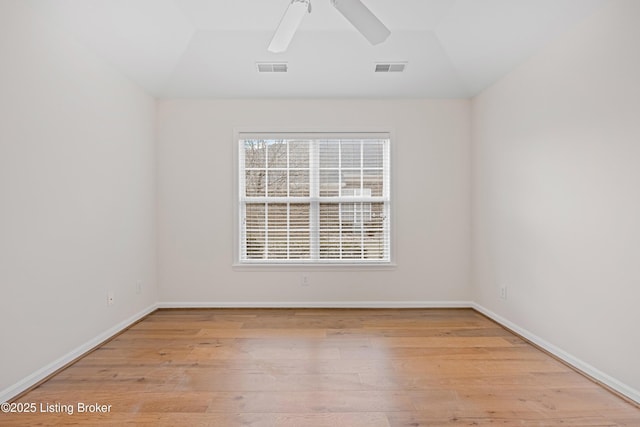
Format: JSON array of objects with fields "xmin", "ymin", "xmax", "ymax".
[{"xmin": 42, "ymin": 0, "xmax": 608, "ymax": 98}]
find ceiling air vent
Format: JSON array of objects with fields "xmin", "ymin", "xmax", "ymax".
[
  {"xmin": 256, "ymin": 62, "xmax": 288, "ymax": 73},
  {"xmin": 375, "ymin": 62, "xmax": 407, "ymax": 73}
]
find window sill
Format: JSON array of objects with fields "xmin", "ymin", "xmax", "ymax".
[{"xmin": 232, "ymin": 262, "xmax": 397, "ymax": 272}]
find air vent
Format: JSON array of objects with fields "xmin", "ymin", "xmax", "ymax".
[
  {"xmin": 256, "ymin": 62, "xmax": 288, "ymax": 73},
  {"xmin": 375, "ymin": 62, "xmax": 407, "ymax": 73}
]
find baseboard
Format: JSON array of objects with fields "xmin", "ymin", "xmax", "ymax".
[
  {"xmin": 472, "ymin": 303, "xmax": 640, "ymax": 406},
  {"xmin": 157, "ymin": 300, "xmax": 474, "ymax": 309},
  {"xmin": 0, "ymin": 303, "xmax": 159, "ymax": 404}
]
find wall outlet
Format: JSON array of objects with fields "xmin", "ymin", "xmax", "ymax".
[
  {"xmin": 136, "ymin": 280, "xmax": 142, "ymax": 295},
  {"xmin": 107, "ymin": 291, "xmax": 115, "ymax": 306},
  {"xmin": 499, "ymin": 286, "xmax": 507, "ymax": 300},
  {"xmin": 301, "ymin": 274, "xmax": 310, "ymax": 286}
]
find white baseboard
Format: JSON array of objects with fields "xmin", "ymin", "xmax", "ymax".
[
  {"xmin": 157, "ymin": 300, "xmax": 474, "ymax": 309},
  {"xmin": 0, "ymin": 303, "xmax": 158, "ymax": 404},
  {"xmin": 472, "ymin": 303, "xmax": 640, "ymax": 405}
]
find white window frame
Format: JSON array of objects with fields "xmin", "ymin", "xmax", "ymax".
[{"xmin": 233, "ymin": 131, "xmax": 394, "ymax": 267}]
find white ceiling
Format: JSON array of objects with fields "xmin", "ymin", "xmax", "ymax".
[{"xmin": 41, "ymin": 0, "xmax": 609, "ymax": 98}]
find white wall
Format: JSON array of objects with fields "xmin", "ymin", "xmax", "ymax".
[
  {"xmin": 157, "ymin": 99, "xmax": 471, "ymax": 305},
  {"xmin": 0, "ymin": 2, "xmax": 157, "ymax": 397},
  {"xmin": 472, "ymin": 0, "xmax": 640, "ymax": 400}
]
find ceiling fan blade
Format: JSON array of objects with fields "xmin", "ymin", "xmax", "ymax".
[
  {"xmin": 268, "ymin": 0, "xmax": 311, "ymax": 53},
  {"xmin": 331, "ymin": 0, "xmax": 390, "ymax": 45}
]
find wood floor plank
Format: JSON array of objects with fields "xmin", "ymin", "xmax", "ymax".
[
  {"xmin": 2, "ymin": 412, "xmax": 392, "ymax": 427},
  {"xmin": 196, "ymin": 328, "xmax": 327, "ymax": 339},
  {"xmin": 203, "ymin": 390, "xmax": 417, "ymax": 413},
  {"xmin": 369, "ymin": 336, "xmax": 515, "ymax": 348},
  {"xmin": 2, "ymin": 308, "xmax": 638, "ymax": 427}
]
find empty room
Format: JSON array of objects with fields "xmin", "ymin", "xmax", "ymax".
[{"xmin": 1, "ymin": 0, "xmax": 639, "ymax": 425}]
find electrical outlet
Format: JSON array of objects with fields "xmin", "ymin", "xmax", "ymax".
[
  {"xmin": 301, "ymin": 274, "xmax": 310, "ymax": 286},
  {"xmin": 107, "ymin": 291, "xmax": 115, "ymax": 306},
  {"xmin": 136, "ymin": 281, "xmax": 142, "ymax": 295},
  {"xmin": 499, "ymin": 286, "xmax": 507, "ymax": 300}
]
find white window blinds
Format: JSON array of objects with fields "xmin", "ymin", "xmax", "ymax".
[{"xmin": 238, "ymin": 133, "xmax": 391, "ymax": 264}]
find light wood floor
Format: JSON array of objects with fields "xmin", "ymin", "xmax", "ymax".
[{"xmin": 2, "ymin": 308, "xmax": 639, "ymax": 426}]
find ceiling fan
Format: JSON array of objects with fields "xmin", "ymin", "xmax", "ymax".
[{"xmin": 268, "ymin": 0, "xmax": 391, "ymax": 53}]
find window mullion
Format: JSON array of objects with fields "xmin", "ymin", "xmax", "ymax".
[
  {"xmin": 240, "ymin": 203, "xmax": 246, "ymax": 260},
  {"xmin": 286, "ymin": 143, "xmax": 290, "ymax": 260},
  {"xmin": 239, "ymin": 142, "xmax": 245, "ymax": 261},
  {"xmin": 265, "ymin": 142, "xmax": 270, "ymax": 198},
  {"xmin": 264, "ymin": 203, "xmax": 269, "ymax": 260},
  {"xmin": 309, "ymin": 140, "xmax": 319, "ymax": 260},
  {"xmin": 360, "ymin": 140, "xmax": 364, "ymax": 259},
  {"xmin": 338, "ymin": 140, "xmax": 343, "ymax": 259}
]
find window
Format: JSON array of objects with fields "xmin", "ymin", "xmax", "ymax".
[{"xmin": 238, "ymin": 133, "xmax": 391, "ymax": 264}]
